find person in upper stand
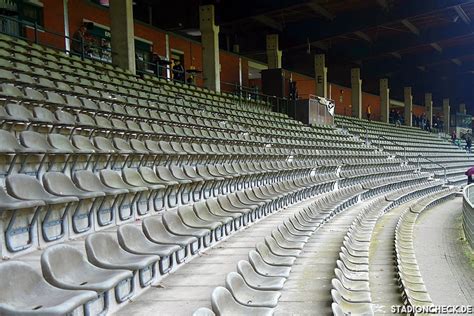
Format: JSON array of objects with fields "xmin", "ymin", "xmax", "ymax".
[
  {"xmin": 367, "ymin": 104, "xmax": 372, "ymax": 121},
  {"xmin": 72, "ymin": 23, "xmax": 91, "ymax": 56},
  {"xmin": 451, "ymin": 131, "xmax": 457, "ymax": 144},
  {"xmin": 466, "ymin": 133, "xmax": 472, "ymax": 153},
  {"xmin": 172, "ymin": 60, "xmax": 185, "ymax": 83}
]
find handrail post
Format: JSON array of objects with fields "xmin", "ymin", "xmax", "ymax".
[
  {"xmin": 80, "ymin": 36, "xmax": 85, "ymax": 60},
  {"xmin": 33, "ymin": 21, "xmax": 39, "ymax": 44}
]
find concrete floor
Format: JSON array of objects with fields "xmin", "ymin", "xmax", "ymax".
[
  {"xmin": 274, "ymin": 202, "xmax": 367, "ymax": 316},
  {"xmin": 369, "ymin": 205, "xmax": 405, "ymax": 314},
  {"xmin": 414, "ymin": 197, "xmax": 474, "ymax": 309}
]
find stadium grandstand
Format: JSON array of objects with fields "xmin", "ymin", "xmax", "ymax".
[{"xmin": 0, "ymin": 0, "xmax": 473, "ymax": 315}]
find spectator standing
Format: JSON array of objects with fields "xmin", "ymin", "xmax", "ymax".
[
  {"xmin": 172, "ymin": 60, "xmax": 185, "ymax": 83},
  {"xmin": 367, "ymin": 104, "xmax": 372, "ymax": 121}
]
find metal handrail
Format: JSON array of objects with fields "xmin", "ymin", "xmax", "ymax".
[
  {"xmin": 338, "ymin": 119, "xmax": 369, "ymax": 144},
  {"xmin": 378, "ymin": 135, "xmax": 407, "ymax": 161},
  {"xmin": 462, "ymin": 185, "xmax": 474, "ymax": 249},
  {"xmin": 416, "ymin": 154, "xmax": 447, "ymax": 184}
]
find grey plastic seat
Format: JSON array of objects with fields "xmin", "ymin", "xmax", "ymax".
[
  {"xmin": 6, "ymin": 174, "xmax": 78, "ymax": 242},
  {"xmin": 256, "ymin": 242, "xmax": 295, "ymax": 267},
  {"xmin": 226, "ymin": 272, "xmax": 281, "ymax": 308},
  {"xmin": 334, "ymin": 269, "xmax": 370, "ymax": 292},
  {"xmin": 332, "ymin": 279, "xmax": 371, "ymax": 302},
  {"xmin": 248, "ymin": 250, "xmax": 291, "ymax": 278},
  {"xmin": 331, "ymin": 289, "xmax": 373, "ymax": 315},
  {"xmin": 41, "ymin": 244, "xmax": 133, "ymax": 310},
  {"xmin": 0, "ymin": 187, "xmax": 45, "ymax": 255},
  {"xmin": 162, "ymin": 210, "xmax": 212, "ymax": 248},
  {"xmin": 193, "ymin": 307, "xmax": 216, "ymax": 316},
  {"xmin": 142, "ymin": 215, "xmax": 200, "ymax": 259},
  {"xmin": 237, "ymin": 260, "xmax": 286, "ymax": 291},
  {"xmin": 211, "ymin": 287, "xmax": 274, "ymax": 316},
  {"xmin": 0, "ymin": 261, "xmax": 97, "ymax": 315},
  {"xmin": 122, "ymin": 168, "xmax": 164, "ymax": 214},
  {"xmin": 85, "ymin": 232, "xmax": 160, "ymax": 287},
  {"xmin": 264, "ymin": 237, "xmax": 300, "ymax": 258},
  {"xmin": 43, "ymin": 172, "xmax": 105, "ymax": 235},
  {"xmin": 117, "ymin": 224, "xmax": 181, "ymax": 274},
  {"xmin": 73, "ymin": 170, "xmax": 129, "ymax": 228}
]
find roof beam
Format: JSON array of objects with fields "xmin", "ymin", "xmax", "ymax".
[
  {"xmin": 252, "ymin": 15, "xmax": 283, "ymax": 31},
  {"xmin": 454, "ymin": 5, "xmax": 471, "ymax": 24},
  {"xmin": 283, "ymin": 0, "xmax": 474, "ymax": 49},
  {"xmin": 363, "ymin": 42, "xmax": 474, "ymax": 77},
  {"xmin": 307, "ymin": 2, "xmax": 335, "ymax": 20},
  {"xmin": 354, "ymin": 31, "xmax": 372, "ymax": 42},
  {"xmin": 430, "ymin": 42, "xmax": 443, "ymax": 53},
  {"xmin": 401, "ymin": 19, "xmax": 420, "ymax": 35}
]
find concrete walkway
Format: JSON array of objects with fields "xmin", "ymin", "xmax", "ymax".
[
  {"xmin": 414, "ymin": 196, "xmax": 474, "ymax": 308},
  {"xmin": 369, "ymin": 205, "xmax": 406, "ymax": 314},
  {"xmin": 274, "ymin": 202, "xmax": 368, "ymax": 315},
  {"xmin": 114, "ymin": 197, "xmax": 317, "ymax": 316}
]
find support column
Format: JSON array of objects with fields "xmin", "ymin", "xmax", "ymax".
[
  {"xmin": 425, "ymin": 93, "xmax": 433, "ymax": 129},
  {"xmin": 63, "ymin": 0, "xmax": 70, "ymax": 52},
  {"xmin": 266, "ymin": 34, "xmax": 282, "ymax": 69},
  {"xmin": 110, "ymin": 0, "xmax": 136, "ymax": 74},
  {"xmin": 199, "ymin": 5, "xmax": 221, "ymax": 92},
  {"xmin": 443, "ymin": 98, "xmax": 450, "ymax": 134},
  {"xmin": 380, "ymin": 78, "xmax": 390, "ymax": 123},
  {"xmin": 314, "ymin": 54, "xmax": 327, "ymax": 98},
  {"xmin": 460, "ymin": 103, "xmax": 467, "ymax": 114},
  {"xmin": 404, "ymin": 87, "xmax": 413, "ymax": 126},
  {"xmin": 351, "ymin": 68, "xmax": 362, "ymax": 119}
]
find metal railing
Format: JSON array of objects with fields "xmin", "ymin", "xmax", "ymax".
[
  {"xmin": 378, "ymin": 135, "xmax": 407, "ymax": 162},
  {"xmin": 462, "ymin": 185, "xmax": 474, "ymax": 249},
  {"xmin": 416, "ymin": 154, "xmax": 447, "ymax": 184},
  {"xmin": 336, "ymin": 118, "xmax": 369, "ymax": 144}
]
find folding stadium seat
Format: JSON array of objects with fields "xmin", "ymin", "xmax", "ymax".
[
  {"xmin": 210, "ymin": 286, "xmax": 274, "ymax": 316},
  {"xmin": 42, "ymin": 171, "xmax": 106, "ymax": 238},
  {"xmin": 117, "ymin": 224, "xmax": 181, "ymax": 275},
  {"xmin": 237, "ymin": 260, "xmax": 286, "ymax": 290},
  {"xmin": 176, "ymin": 204, "xmax": 225, "ymax": 241},
  {"xmin": 218, "ymin": 193, "xmax": 262, "ymax": 221},
  {"xmin": 19, "ymin": 130, "xmax": 72, "ymax": 178},
  {"xmin": 41, "ymin": 244, "xmax": 134, "ymax": 314},
  {"xmin": 207, "ymin": 197, "xmax": 252, "ymax": 226},
  {"xmin": 85, "ymin": 233, "xmax": 160, "ymax": 290},
  {"xmin": 169, "ymin": 164, "xmax": 206, "ymax": 202},
  {"xmin": 142, "ymin": 215, "xmax": 199, "ymax": 261},
  {"xmin": 162, "ymin": 210, "xmax": 213, "ymax": 248},
  {"xmin": 99, "ymin": 169, "xmax": 148, "ymax": 223},
  {"xmin": 122, "ymin": 168, "xmax": 165, "ymax": 215},
  {"xmin": 6, "ymin": 174, "xmax": 78, "ymax": 248},
  {"xmin": 225, "ymin": 272, "xmax": 281, "ymax": 308},
  {"xmin": 0, "ymin": 187, "xmax": 44, "ymax": 258},
  {"xmin": 155, "ymin": 165, "xmax": 193, "ymax": 208},
  {"xmin": 0, "ymin": 261, "xmax": 97, "ymax": 315},
  {"xmin": 248, "ymin": 250, "xmax": 291, "ymax": 278}
]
